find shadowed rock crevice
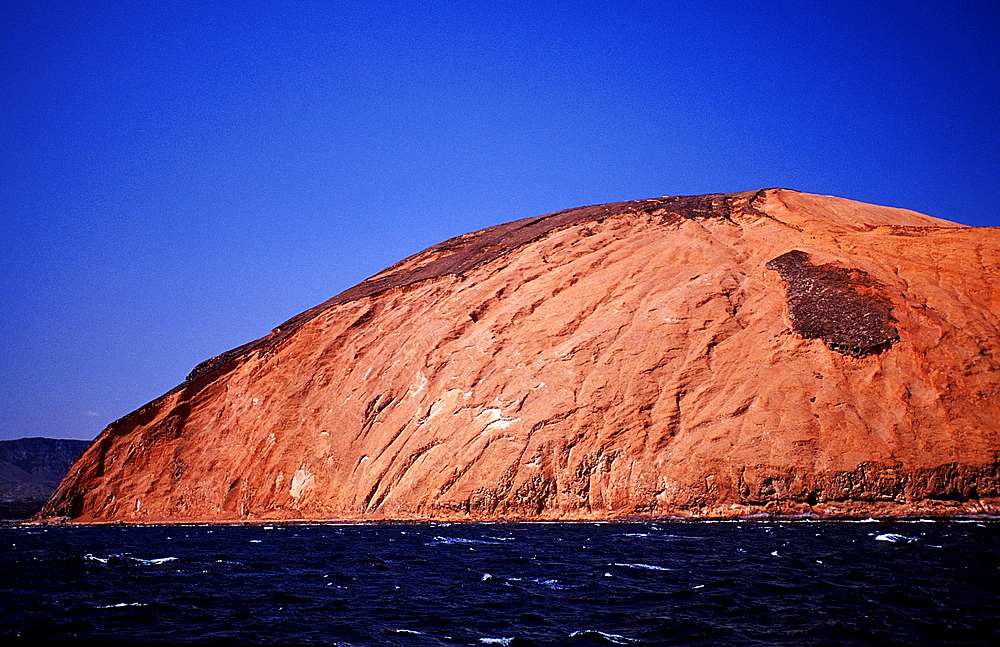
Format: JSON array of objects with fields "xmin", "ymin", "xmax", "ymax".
[{"xmin": 766, "ymin": 250, "xmax": 899, "ymax": 357}]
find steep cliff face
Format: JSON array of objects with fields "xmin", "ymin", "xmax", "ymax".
[{"xmin": 39, "ymin": 189, "xmax": 1000, "ymax": 522}]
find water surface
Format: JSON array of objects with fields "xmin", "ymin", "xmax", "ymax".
[{"xmin": 2, "ymin": 520, "xmax": 997, "ymax": 645}]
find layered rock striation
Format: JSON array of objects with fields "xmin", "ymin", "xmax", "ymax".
[{"xmin": 39, "ymin": 189, "xmax": 1000, "ymax": 522}]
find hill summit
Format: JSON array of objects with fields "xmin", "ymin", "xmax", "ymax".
[{"xmin": 39, "ymin": 189, "xmax": 1000, "ymax": 522}]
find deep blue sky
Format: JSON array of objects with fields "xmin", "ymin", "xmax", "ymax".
[{"xmin": 2, "ymin": 1, "xmax": 998, "ymax": 441}]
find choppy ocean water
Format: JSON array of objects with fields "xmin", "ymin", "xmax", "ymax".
[{"xmin": 1, "ymin": 520, "xmax": 997, "ymax": 645}]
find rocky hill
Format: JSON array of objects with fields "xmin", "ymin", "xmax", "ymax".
[
  {"xmin": 37, "ymin": 189, "xmax": 1000, "ymax": 523},
  {"xmin": 1, "ymin": 437, "xmax": 90, "ymax": 519}
]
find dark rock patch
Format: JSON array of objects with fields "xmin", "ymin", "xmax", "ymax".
[{"xmin": 766, "ymin": 250, "xmax": 898, "ymax": 357}]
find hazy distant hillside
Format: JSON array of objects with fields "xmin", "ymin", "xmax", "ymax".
[{"xmin": 0, "ymin": 437, "xmax": 90, "ymax": 519}]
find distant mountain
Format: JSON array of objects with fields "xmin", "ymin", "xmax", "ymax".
[{"xmin": 1, "ymin": 437, "xmax": 90, "ymax": 519}]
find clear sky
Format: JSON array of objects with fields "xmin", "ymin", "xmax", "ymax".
[{"xmin": 2, "ymin": 1, "xmax": 998, "ymax": 441}]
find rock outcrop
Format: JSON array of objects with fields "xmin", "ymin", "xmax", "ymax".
[{"xmin": 38, "ymin": 189, "xmax": 1000, "ymax": 522}]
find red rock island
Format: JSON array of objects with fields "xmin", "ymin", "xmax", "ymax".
[{"xmin": 38, "ymin": 189, "xmax": 1000, "ymax": 523}]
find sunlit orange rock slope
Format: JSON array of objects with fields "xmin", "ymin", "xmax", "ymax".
[{"xmin": 39, "ymin": 189, "xmax": 1000, "ymax": 522}]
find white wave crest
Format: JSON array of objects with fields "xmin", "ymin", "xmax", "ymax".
[
  {"xmin": 610, "ymin": 562, "xmax": 671, "ymax": 571},
  {"xmin": 569, "ymin": 629, "xmax": 640, "ymax": 644},
  {"xmin": 426, "ymin": 536, "xmax": 502, "ymax": 546},
  {"xmin": 875, "ymin": 533, "xmax": 918, "ymax": 543},
  {"xmin": 139, "ymin": 556, "xmax": 178, "ymax": 565},
  {"xmin": 84, "ymin": 553, "xmax": 177, "ymax": 565}
]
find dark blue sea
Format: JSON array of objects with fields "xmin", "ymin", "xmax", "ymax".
[{"xmin": 2, "ymin": 520, "xmax": 998, "ymax": 645}]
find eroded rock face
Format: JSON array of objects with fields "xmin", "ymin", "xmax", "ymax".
[{"xmin": 38, "ymin": 189, "xmax": 1000, "ymax": 522}]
